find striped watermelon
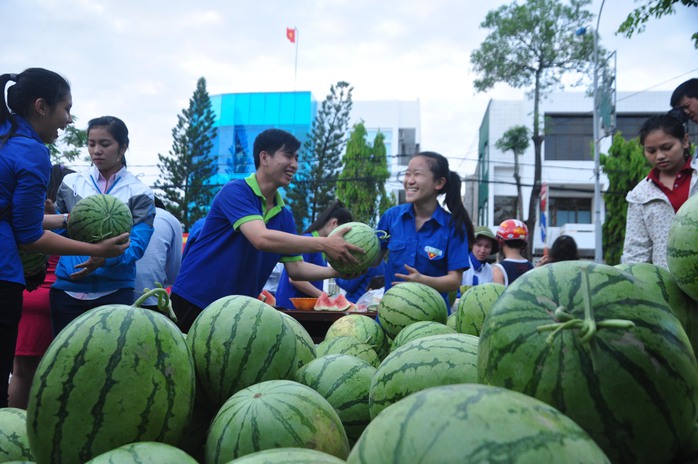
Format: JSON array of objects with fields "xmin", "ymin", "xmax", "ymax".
[
  {"xmin": 455, "ymin": 282, "xmax": 505, "ymax": 335},
  {"xmin": 390, "ymin": 320, "xmax": 456, "ymax": 351},
  {"xmin": 279, "ymin": 312, "xmax": 317, "ymax": 370},
  {"xmin": 326, "ymin": 222, "xmax": 385, "ymax": 275},
  {"xmin": 205, "ymin": 380, "xmax": 350, "ymax": 462},
  {"xmin": 67, "ymin": 194, "xmax": 132, "ymax": 243},
  {"xmin": 228, "ymin": 447, "xmax": 347, "ymax": 464},
  {"xmin": 478, "ymin": 261, "xmax": 698, "ymax": 464},
  {"xmin": 26, "ymin": 304, "xmax": 195, "ymax": 464},
  {"xmin": 377, "ymin": 282, "xmax": 448, "ymax": 339},
  {"xmin": 315, "ymin": 336, "xmax": 380, "ymax": 367},
  {"xmin": 18, "ymin": 250, "xmax": 48, "ymax": 276},
  {"xmin": 0, "ymin": 408, "xmax": 34, "ymax": 462},
  {"xmin": 369, "ymin": 333, "xmax": 479, "ymax": 419},
  {"xmin": 85, "ymin": 442, "xmax": 197, "ymax": 463},
  {"xmin": 446, "ymin": 312, "xmax": 457, "ymax": 329},
  {"xmin": 293, "ymin": 354, "xmax": 376, "ymax": 441},
  {"xmin": 668, "ymin": 193, "xmax": 698, "ymax": 301},
  {"xmin": 187, "ymin": 295, "xmax": 297, "ymax": 409},
  {"xmin": 615, "ymin": 262, "xmax": 698, "ymax": 355},
  {"xmin": 324, "ymin": 314, "xmax": 389, "ymax": 359},
  {"xmin": 349, "ymin": 384, "xmax": 611, "ymax": 463}
]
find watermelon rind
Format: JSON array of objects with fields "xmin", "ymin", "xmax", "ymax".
[
  {"xmin": 84, "ymin": 441, "xmax": 198, "ymax": 463},
  {"xmin": 390, "ymin": 320, "xmax": 456, "ymax": 351},
  {"xmin": 315, "ymin": 336, "xmax": 380, "ymax": 367},
  {"xmin": 324, "ymin": 314, "xmax": 389, "ymax": 359},
  {"xmin": 377, "ymin": 282, "xmax": 448, "ymax": 339},
  {"xmin": 478, "ymin": 261, "xmax": 698, "ymax": 464},
  {"xmin": 0, "ymin": 407, "xmax": 34, "ymax": 462},
  {"xmin": 349, "ymin": 384, "xmax": 611, "ymax": 464},
  {"xmin": 225, "ymin": 447, "xmax": 347, "ymax": 464},
  {"xmin": 205, "ymin": 380, "xmax": 350, "ymax": 462},
  {"xmin": 667, "ymin": 193, "xmax": 698, "ymax": 302},
  {"xmin": 455, "ymin": 282, "xmax": 505, "ymax": 335}
]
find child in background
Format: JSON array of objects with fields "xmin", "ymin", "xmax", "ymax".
[{"xmin": 492, "ymin": 219, "xmax": 534, "ymax": 286}]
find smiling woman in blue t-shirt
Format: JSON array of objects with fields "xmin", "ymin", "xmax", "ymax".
[{"xmin": 377, "ymin": 152, "xmax": 475, "ymax": 309}]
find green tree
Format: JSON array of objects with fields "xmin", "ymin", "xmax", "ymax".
[
  {"xmin": 49, "ymin": 116, "xmax": 87, "ymax": 165},
  {"xmin": 154, "ymin": 77, "xmax": 217, "ymax": 231},
  {"xmin": 471, "ymin": 0, "xmax": 595, "ymax": 255},
  {"xmin": 495, "ymin": 125, "xmax": 531, "ymax": 220},
  {"xmin": 617, "ymin": 0, "xmax": 698, "ymax": 48},
  {"xmin": 599, "ymin": 133, "xmax": 648, "ymax": 265},
  {"xmin": 287, "ymin": 81, "xmax": 353, "ymax": 230},
  {"xmin": 337, "ymin": 122, "xmax": 393, "ymax": 227}
]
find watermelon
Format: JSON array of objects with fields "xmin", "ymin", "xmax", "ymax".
[
  {"xmin": 390, "ymin": 320, "xmax": 456, "ymax": 351},
  {"xmin": 446, "ymin": 312, "xmax": 457, "ymax": 329},
  {"xmin": 67, "ymin": 193, "xmax": 132, "ymax": 243},
  {"xmin": 315, "ymin": 336, "xmax": 380, "ymax": 367},
  {"xmin": 18, "ymin": 250, "xmax": 48, "ymax": 276},
  {"xmin": 257, "ymin": 289, "xmax": 277, "ymax": 307},
  {"xmin": 324, "ymin": 314, "xmax": 389, "ymax": 359},
  {"xmin": 369, "ymin": 333, "xmax": 479, "ymax": 419},
  {"xmin": 326, "ymin": 222, "xmax": 386, "ymax": 275},
  {"xmin": 377, "ymin": 282, "xmax": 448, "ymax": 339},
  {"xmin": 668, "ymin": 193, "xmax": 698, "ymax": 301},
  {"xmin": 279, "ymin": 311, "xmax": 317, "ymax": 370},
  {"xmin": 348, "ymin": 384, "xmax": 611, "ymax": 463},
  {"xmin": 478, "ymin": 261, "xmax": 698, "ymax": 464},
  {"xmin": 455, "ymin": 282, "xmax": 505, "ymax": 335},
  {"xmin": 205, "ymin": 380, "xmax": 350, "ymax": 462},
  {"xmin": 84, "ymin": 441, "xmax": 198, "ymax": 463},
  {"xmin": 293, "ymin": 354, "xmax": 376, "ymax": 441},
  {"xmin": 26, "ymin": 303, "xmax": 195, "ymax": 464},
  {"xmin": 0, "ymin": 408, "xmax": 34, "ymax": 462},
  {"xmin": 187, "ymin": 295, "xmax": 297, "ymax": 409},
  {"xmin": 227, "ymin": 447, "xmax": 347, "ymax": 464},
  {"xmin": 615, "ymin": 262, "xmax": 698, "ymax": 355},
  {"xmin": 314, "ymin": 291, "xmax": 351, "ymax": 311}
]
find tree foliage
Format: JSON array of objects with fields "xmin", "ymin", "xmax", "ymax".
[
  {"xmin": 495, "ymin": 125, "xmax": 530, "ymax": 220},
  {"xmin": 287, "ymin": 81, "xmax": 353, "ymax": 231},
  {"xmin": 617, "ymin": 0, "xmax": 698, "ymax": 48},
  {"xmin": 471, "ymin": 0, "xmax": 595, "ymax": 255},
  {"xmin": 49, "ymin": 116, "xmax": 87, "ymax": 165},
  {"xmin": 154, "ymin": 77, "xmax": 217, "ymax": 231},
  {"xmin": 337, "ymin": 122, "xmax": 393, "ymax": 227},
  {"xmin": 599, "ymin": 133, "xmax": 649, "ymax": 265}
]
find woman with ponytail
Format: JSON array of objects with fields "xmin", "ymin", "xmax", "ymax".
[
  {"xmin": 0, "ymin": 68, "xmax": 129, "ymax": 407},
  {"xmin": 377, "ymin": 151, "xmax": 474, "ymax": 310}
]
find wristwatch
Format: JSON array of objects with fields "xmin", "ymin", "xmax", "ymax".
[{"xmin": 62, "ymin": 213, "xmax": 69, "ymax": 229}]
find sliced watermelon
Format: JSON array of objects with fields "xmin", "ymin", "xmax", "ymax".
[
  {"xmin": 257, "ymin": 289, "xmax": 277, "ymax": 307},
  {"xmin": 315, "ymin": 292, "xmax": 334, "ymax": 310},
  {"xmin": 331, "ymin": 294, "xmax": 352, "ymax": 311}
]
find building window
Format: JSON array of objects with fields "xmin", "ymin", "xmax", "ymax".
[
  {"xmin": 550, "ymin": 197, "xmax": 591, "ymax": 226},
  {"xmin": 493, "ymin": 196, "xmax": 518, "ymax": 226},
  {"xmin": 544, "ymin": 115, "xmax": 593, "ymax": 161}
]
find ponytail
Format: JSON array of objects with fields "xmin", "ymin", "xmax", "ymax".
[{"xmin": 416, "ymin": 152, "xmax": 475, "ymax": 246}]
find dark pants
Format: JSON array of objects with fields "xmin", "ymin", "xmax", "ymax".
[
  {"xmin": 49, "ymin": 287, "xmax": 135, "ymax": 337},
  {"xmin": 170, "ymin": 292, "xmax": 203, "ymax": 334},
  {"xmin": 0, "ymin": 281, "xmax": 24, "ymax": 408}
]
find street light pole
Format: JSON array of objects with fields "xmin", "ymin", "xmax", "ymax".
[{"xmin": 592, "ymin": 0, "xmax": 604, "ymax": 263}]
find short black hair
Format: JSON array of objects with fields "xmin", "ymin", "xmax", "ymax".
[
  {"xmin": 253, "ymin": 129, "xmax": 301, "ymax": 169},
  {"xmin": 670, "ymin": 78, "xmax": 698, "ymax": 107}
]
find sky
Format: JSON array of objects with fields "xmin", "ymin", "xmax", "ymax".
[{"xmin": 3, "ymin": 0, "xmax": 697, "ymax": 185}]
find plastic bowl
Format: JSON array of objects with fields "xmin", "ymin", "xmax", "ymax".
[{"xmin": 290, "ymin": 297, "xmax": 318, "ymax": 310}]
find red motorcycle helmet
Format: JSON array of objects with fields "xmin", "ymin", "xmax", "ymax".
[{"xmin": 496, "ymin": 219, "xmax": 529, "ymax": 243}]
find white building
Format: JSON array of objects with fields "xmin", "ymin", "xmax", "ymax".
[{"xmin": 469, "ymin": 90, "xmax": 695, "ymax": 258}]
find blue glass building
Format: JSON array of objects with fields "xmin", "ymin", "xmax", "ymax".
[{"xmin": 208, "ymin": 91, "xmax": 317, "ymax": 185}]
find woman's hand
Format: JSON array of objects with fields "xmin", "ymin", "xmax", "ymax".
[
  {"xmin": 393, "ymin": 264, "xmax": 421, "ymax": 285},
  {"xmin": 92, "ymin": 233, "xmax": 130, "ymax": 258},
  {"xmin": 70, "ymin": 256, "xmax": 106, "ymax": 279}
]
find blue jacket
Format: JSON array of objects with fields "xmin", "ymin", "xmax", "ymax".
[
  {"xmin": 52, "ymin": 166, "xmax": 155, "ymax": 293},
  {"xmin": 0, "ymin": 116, "xmax": 51, "ymax": 285}
]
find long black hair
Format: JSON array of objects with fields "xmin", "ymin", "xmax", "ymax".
[
  {"xmin": 1, "ymin": 68, "xmax": 71, "ymax": 140},
  {"xmin": 416, "ymin": 151, "xmax": 475, "ymax": 246},
  {"xmin": 639, "ymin": 112, "xmax": 691, "ymax": 160},
  {"xmin": 303, "ymin": 200, "xmax": 353, "ymax": 234}
]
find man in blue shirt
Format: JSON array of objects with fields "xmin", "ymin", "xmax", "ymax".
[{"xmin": 170, "ymin": 129, "xmax": 363, "ymax": 332}]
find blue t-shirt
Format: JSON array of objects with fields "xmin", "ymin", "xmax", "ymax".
[
  {"xmin": 337, "ymin": 260, "xmax": 386, "ymax": 303},
  {"xmin": 171, "ymin": 174, "xmax": 301, "ymax": 309},
  {"xmin": 275, "ymin": 231, "xmax": 325, "ymax": 309},
  {"xmin": 377, "ymin": 203, "xmax": 470, "ymax": 305}
]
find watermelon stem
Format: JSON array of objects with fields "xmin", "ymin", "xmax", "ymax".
[
  {"xmin": 133, "ymin": 286, "xmax": 178, "ymax": 323},
  {"xmin": 376, "ymin": 230, "xmax": 390, "ymax": 241},
  {"xmin": 537, "ymin": 267, "xmax": 635, "ymax": 344}
]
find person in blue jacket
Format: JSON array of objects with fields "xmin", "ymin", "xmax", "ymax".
[
  {"xmin": 0, "ymin": 69, "xmax": 129, "ymax": 407},
  {"xmin": 275, "ymin": 200, "xmax": 353, "ymax": 309},
  {"xmin": 377, "ymin": 151, "xmax": 474, "ymax": 311},
  {"xmin": 50, "ymin": 116, "xmax": 155, "ymax": 335}
]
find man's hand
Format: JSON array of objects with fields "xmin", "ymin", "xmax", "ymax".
[{"xmin": 324, "ymin": 226, "xmax": 364, "ymax": 264}]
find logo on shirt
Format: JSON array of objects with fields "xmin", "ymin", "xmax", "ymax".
[{"xmin": 424, "ymin": 246, "xmax": 443, "ymax": 260}]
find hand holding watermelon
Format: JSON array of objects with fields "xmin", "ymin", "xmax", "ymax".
[
  {"xmin": 90, "ymin": 232, "xmax": 130, "ymax": 257},
  {"xmin": 323, "ymin": 225, "xmax": 365, "ymax": 267}
]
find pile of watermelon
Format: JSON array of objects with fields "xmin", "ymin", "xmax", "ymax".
[{"xmin": 7, "ymin": 206, "xmax": 698, "ymax": 464}]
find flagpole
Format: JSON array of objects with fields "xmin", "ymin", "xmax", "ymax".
[{"xmin": 293, "ymin": 27, "xmax": 299, "ymax": 91}]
